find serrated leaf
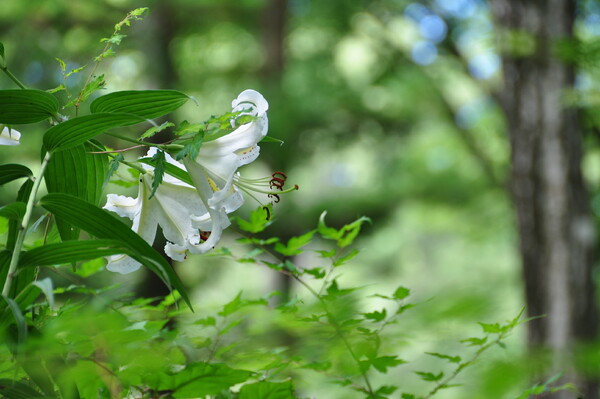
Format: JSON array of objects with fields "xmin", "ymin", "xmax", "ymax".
[
  {"xmin": 371, "ymin": 356, "xmax": 407, "ymax": 373},
  {"xmin": 0, "ymin": 164, "xmax": 32, "ymax": 185},
  {"xmin": 176, "ymin": 130, "xmax": 204, "ymax": 161},
  {"xmin": 315, "ymin": 249, "xmax": 336, "ymax": 258},
  {"xmin": 90, "ymin": 90, "xmax": 189, "ymax": 120},
  {"xmin": 71, "ymin": 74, "xmax": 105, "ymax": 106},
  {"xmin": 460, "ymin": 336, "xmax": 488, "ymax": 346},
  {"xmin": 337, "ymin": 216, "xmax": 371, "ymax": 248},
  {"xmin": 39, "ymin": 193, "xmax": 192, "ymax": 309},
  {"xmin": 104, "ymin": 153, "xmax": 124, "ymax": 187},
  {"xmin": 426, "ymin": 352, "xmax": 461, "ymax": 363},
  {"xmin": 415, "ymin": 371, "xmax": 444, "ymax": 381},
  {"xmin": 194, "ymin": 316, "xmax": 216, "ymax": 327},
  {"xmin": 318, "ymin": 211, "xmax": 339, "ymax": 240},
  {"xmin": 0, "ymin": 202, "xmax": 25, "ymax": 221},
  {"xmin": 47, "ymin": 84, "xmax": 66, "ymax": 94},
  {"xmin": 56, "ymin": 57, "xmax": 66, "ymax": 72},
  {"xmin": 393, "ymin": 286, "xmax": 411, "ymax": 300},
  {"xmin": 478, "ymin": 322, "xmax": 503, "ymax": 334},
  {"xmin": 43, "ymin": 113, "xmax": 144, "ymax": 152},
  {"xmin": 363, "ymin": 308, "xmax": 387, "ymax": 322},
  {"xmin": 273, "ymin": 230, "xmax": 316, "ymax": 256},
  {"xmin": 0, "ymin": 89, "xmax": 59, "ymax": 124},
  {"xmin": 149, "ymin": 150, "xmax": 166, "ymax": 199},
  {"xmin": 401, "ymin": 394, "xmax": 416, "ymax": 399},
  {"xmin": 235, "ymin": 205, "xmax": 273, "ymax": 233},
  {"xmin": 375, "ymin": 385, "xmax": 397, "ymax": 396},
  {"xmin": 239, "ymin": 381, "xmax": 295, "ymax": 399},
  {"xmin": 333, "ymin": 248, "xmax": 359, "ymax": 266},
  {"xmin": 141, "ymin": 121, "xmax": 174, "ymax": 140},
  {"xmin": 304, "ymin": 267, "xmax": 326, "ymax": 279}
]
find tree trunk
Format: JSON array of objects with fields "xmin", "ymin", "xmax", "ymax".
[{"xmin": 491, "ymin": 1, "xmax": 598, "ymax": 397}]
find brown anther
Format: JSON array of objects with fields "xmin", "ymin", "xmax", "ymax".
[
  {"xmin": 268, "ymin": 193, "xmax": 281, "ymax": 203},
  {"xmin": 200, "ymin": 231, "xmax": 211, "ymax": 242},
  {"xmin": 263, "ymin": 206, "xmax": 271, "ymax": 221},
  {"xmin": 272, "ymin": 171, "xmax": 287, "ymax": 180},
  {"xmin": 294, "ymin": 184, "xmax": 299, "ymax": 190},
  {"xmin": 269, "ymin": 177, "xmax": 285, "ymax": 190}
]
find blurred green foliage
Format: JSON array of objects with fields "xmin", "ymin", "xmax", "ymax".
[{"xmin": 4, "ymin": 0, "xmax": 600, "ymax": 397}]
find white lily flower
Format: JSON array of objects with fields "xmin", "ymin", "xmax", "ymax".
[
  {"xmin": 183, "ymin": 89, "xmax": 269, "ymax": 209},
  {"xmin": 0, "ymin": 126, "xmax": 21, "ymax": 146},
  {"xmin": 103, "ymin": 148, "xmax": 228, "ymax": 273}
]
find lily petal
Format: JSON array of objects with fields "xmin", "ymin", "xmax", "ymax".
[{"xmin": 0, "ymin": 127, "xmax": 21, "ymax": 146}]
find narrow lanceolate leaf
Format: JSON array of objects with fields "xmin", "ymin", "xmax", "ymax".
[
  {"xmin": 0, "ymin": 89, "xmax": 59, "ymax": 124},
  {"xmin": 43, "ymin": 113, "xmax": 144, "ymax": 152},
  {"xmin": 0, "ymin": 164, "xmax": 32, "ymax": 185},
  {"xmin": 149, "ymin": 150, "xmax": 166, "ymax": 199},
  {"xmin": 40, "ymin": 193, "xmax": 192, "ymax": 309},
  {"xmin": 44, "ymin": 141, "xmax": 109, "ymax": 240},
  {"xmin": 19, "ymin": 239, "xmax": 132, "ymax": 268},
  {"xmin": 0, "ymin": 202, "xmax": 25, "ymax": 221},
  {"xmin": 90, "ymin": 90, "xmax": 189, "ymax": 120}
]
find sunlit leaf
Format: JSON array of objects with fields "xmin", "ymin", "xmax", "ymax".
[
  {"xmin": 43, "ymin": 113, "xmax": 144, "ymax": 152},
  {"xmin": 19, "ymin": 239, "xmax": 131, "ymax": 268},
  {"xmin": 90, "ymin": 90, "xmax": 189, "ymax": 120}
]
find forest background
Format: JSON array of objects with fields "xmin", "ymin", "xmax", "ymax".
[{"xmin": 2, "ymin": 0, "xmax": 600, "ymax": 398}]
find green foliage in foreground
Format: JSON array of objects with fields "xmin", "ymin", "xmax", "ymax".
[{"xmin": 0, "ymin": 210, "xmax": 566, "ymax": 399}]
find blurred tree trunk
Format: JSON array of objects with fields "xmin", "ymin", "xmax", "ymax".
[{"xmin": 491, "ymin": 1, "xmax": 598, "ymax": 397}]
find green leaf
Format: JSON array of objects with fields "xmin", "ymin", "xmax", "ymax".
[
  {"xmin": 149, "ymin": 150, "xmax": 166, "ymax": 199},
  {"xmin": 0, "ymin": 42, "xmax": 4, "ymax": 61},
  {"xmin": 375, "ymin": 386, "xmax": 398, "ymax": 396},
  {"xmin": 317, "ymin": 211, "xmax": 339, "ymax": 240},
  {"xmin": 176, "ymin": 129, "xmax": 204, "ymax": 161},
  {"xmin": 260, "ymin": 135, "xmax": 285, "ymax": 145},
  {"xmin": 0, "ymin": 164, "xmax": 32, "ymax": 185},
  {"xmin": 333, "ymin": 248, "xmax": 359, "ymax": 266},
  {"xmin": 371, "ymin": 356, "xmax": 407, "ymax": 373},
  {"xmin": 337, "ymin": 216, "xmax": 371, "ymax": 248},
  {"xmin": 0, "ymin": 89, "xmax": 59, "ymax": 124},
  {"xmin": 401, "ymin": 394, "xmax": 416, "ymax": 399},
  {"xmin": 39, "ymin": 193, "xmax": 192, "ymax": 309},
  {"xmin": 239, "ymin": 381, "xmax": 295, "ymax": 399},
  {"xmin": 273, "ymin": 230, "xmax": 316, "ymax": 256},
  {"xmin": 78, "ymin": 74, "xmax": 106, "ymax": 105},
  {"xmin": 478, "ymin": 322, "xmax": 503, "ymax": 334},
  {"xmin": 43, "ymin": 113, "xmax": 144, "ymax": 152},
  {"xmin": 426, "ymin": 352, "xmax": 461, "ymax": 364},
  {"xmin": 393, "ymin": 286, "xmax": 411, "ymax": 300},
  {"xmin": 235, "ymin": 205, "xmax": 273, "ymax": 233},
  {"xmin": 460, "ymin": 336, "xmax": 488, "ymax": 346},
  {"xmin": 56, "ymin": 57, "xmax": 66, "ymax": 72},
  {"xmin": 44, "ymin": 141, "xmax": 108, "ymax": 240},
  {"xmin": 6, "ymin": 179, "xmax": 33, "ymax": 252},
  {"xmin": 0, "ymin": 296, "xmax": 26, "ymax": 345},
  {"xmin": 104, "ymin": 153, "xmax": 124, "ymax": 187},
  {"xmin": 139, "ymin": 157, "xmax": 193, "ymax": 186},
  {"xmin": 19, "ymin": 239, "xmax": 131, "ymax": 268},
  {"xmin": 0, "ymin": 202, "xmax": 25, "ymax": 221},
  {"xmin": 157, "ymin": 362, "xmax": 251, "ymax": 398},
  {"xmin": 0, "ymin": 379, "xmax": 45, "ymax": 399},
  {"xmin": 363, "ymin": 308, "xmax": 387, "ymax": 322},
  {"xmin": 415, "ymin": 371, "xmax": 444, "ymax": 382},
  {"xmin": 90, "ymin": 90, "xmax": 189, "ymax": 120},
  {"xmin": 141, "ymin": 121, "xmax": 175, "ymax": 140}
]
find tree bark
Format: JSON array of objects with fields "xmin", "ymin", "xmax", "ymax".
[{"xmin": 491, "ymin": 1, "xmax": 598, "ymax": 397}]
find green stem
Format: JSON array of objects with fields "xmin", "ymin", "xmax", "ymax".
[
  {"xmin": 1, "ymin": 66, "xmax": 26, "ymax": 89},
  {"xmin": 291, "ymin": 274, "xmax": 377, "ymax": 398},
  {"xmin": 87, "ymin": 140, "xmax": 147, "ymax": 174},
  {"xmin": 2, "ymin": 152, "xmax": 52, "ymax": 297}
]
